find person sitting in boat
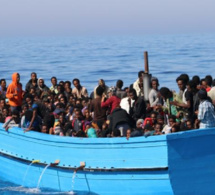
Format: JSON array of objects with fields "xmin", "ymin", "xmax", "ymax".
[
  {"xmin": 6, "ymin": 72, "xmax": 24, "ymax": 113},
  {"xmin": 0, "ymin": 107, "xmax": 9, "ymax": 123},
  {"xmin": 196, "ymin": 89, "xmax": 215, "ymax": 129},
  {"xmin": 128, "ymin": 88, "xmax": 146, "ymax": 122},
  {"xmin": 101, "ymin": 87, "xmax": 121, "ymax": 114},
  {"xmin": 162, "ymin": 115, "xmax": 176, "ymax": 134},
  {"xmin": 72, "ymin": 78, "xmax": 88, "ymax": 99},
  {"xmin": 36, "ymin": 78, "xmax": 50, "ymax": 99},
  {"xmin": 25, "ymin": 72, "xmax": 38, "ymax": 93},
  {"xmin": 153, "ymin": 123, "xmax": 163, "ymax": 135},
  {"xmin": 3, "ymin": 110, "xmax": 20, "ymax": 131},
  {"xmin": 52, "ymin": 110, "xmax": 66, "ymax": 136},
  {"xmin": 0, "ymin": 79, "xmax": 7, "ymax": 99},
  {"xmin": 133, "ymin": 71, "xmax": 144, "ymax": 97},
  {"xmin": 64, "ymin": 108, "xmax": 85, "ymax": 136},
  {"xmin": 143, "ymin": 124, "xmax": 154, "ymax": 137},
  {"xmin": 21, "ymin": 110, "xmax": 41, "ymax": 132},
  {"xmin": 64, "ymin": 80, "xmax": 72, "ymax": 101}
]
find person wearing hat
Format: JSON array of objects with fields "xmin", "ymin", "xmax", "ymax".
[{"xmin": 196, "ymin": 89, "xmax": 215, "ymax": 129}]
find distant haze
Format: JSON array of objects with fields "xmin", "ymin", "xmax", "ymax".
[{"xmin": 0, "ymin": 0, "xmax": 214, "ymax": 36}]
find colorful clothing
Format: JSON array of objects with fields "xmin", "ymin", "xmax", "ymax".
[{"xmin": 6, "ymin": 73, "xmax": 23, "ymax": 107}]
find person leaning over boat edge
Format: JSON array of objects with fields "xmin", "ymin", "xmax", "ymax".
[{"xmin": 6, "ymin": 72, "xmax": 24, "ymax": 113}]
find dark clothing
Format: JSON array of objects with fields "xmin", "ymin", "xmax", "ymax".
[
  {"xmin": 25, "ymin": 79, "xmax": 38, "ymax": 93},
  {"xmin": 36, "ymin": 85, "xmax": 50, "ymax": 97},
  {"xmin": 184, "ymin": 90, "xmax": 194, "ymax": 119},
  {"xmin": 130, "ymin": 97, "xmax": 146, "ymax": 121},
  {"xmin": 90, "ymin": 97, "xmax": 107, "ymax": 121},
  {"xmin": 116, "ymin": 89, "xmax": 127, "ymax": 99},
  {"xmin": 109, "ymin": 108, "xmax": 134, "ymax": 133}
]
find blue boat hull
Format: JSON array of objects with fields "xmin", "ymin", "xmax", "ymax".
[{"xmin": 1, "ymin": 123, "xmax": 215, "ymax": 194}]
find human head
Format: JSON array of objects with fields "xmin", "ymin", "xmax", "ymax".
[
  {"xmin": 171, "ymin": 124, "xmax": 180, "ymax": 133},
  {"xmin": 116, "ymin": 80, "xmax": 123, "ymax": 89},
  {"xmin": 154, "ymin": 123, "xmax": 162, "ymax": 132},
  {"xmin": 138, "ymin": 71, "xmax": 144, "ymax": 82},
  {"xmin": 0, "ymin": 79, "xmax": 6, "ymax": 88},
  {"xmin": 157, "ymin": 115, "xmax": 164, "ymax": 125},
  {"xmin": 159, "ymin": 87, "xmax": 172, "ymax": 100},
  {"xmin": 151, "ymin": 78, "xmax": 159, "ymax": 90},
  {"xmin": 136, "ymin": 119, "xmax": 144, "ymax": 129},
  {"xmin": 31, "ymin": 72, "xmax": 37, "ymax": 81},
  {"xmin": 98, "ymin": 79, "xmax": 105, "ymax": 87},
  {"xmin": 179, "ymin": 74, "xmax": 189, "ymax": 85},
  {"xmin": 41, "ymin": 125, "xmax": 48, "ymax": 134},
  {"xmin": 200, "ymin": 79, "xmax": 207, "ymax": 89},
  {"xmin": 187, "ymin": 80, "xmax": 197, "ymax": 93},
  {"xmin": 205, "ymin": 75, "xmax": 213, "ymax": 87},
  {"xmin": 64, "ymin": 81, "xmax": 71, "ymax": 89},
  {"xmin": 12, "ymin": 73, "xmax": 20, "ymax": 84},
  {"xmin": 51, "ymin": 76, "xmax": 57, "ymax": 86},
  {"xmin": 73, "ymin": 78, "xmax": 80, "ymax": 88},
  {"xmin": 198, "ymin": 89, "xmax": 207, "ymax": 100},
  {"xmin": 176, "ymin": 76, "xmax": 186, "ymax": 91},
  {"xmin": 96, "ymin": 86, "xmax": 104, "ymax": 97},
  {"xmin": 150, "ymin": 111, "xmax": 158, "ymax": 124},
  {"xmin": 128, "ymin": 88, "xmax": 137, "ymax": 100},
  {"xmin": 192, "ymin": 75, "xmax": 200, "ymax": 85},
  {"xmin": 38, "ymin": 78, "xmax": 44, "ymax": 87},
  {"xmin": 186, "ymin": 119, "xmax": 193, "ymax": 130},
  {"xmin": 126, "ymin": 129, "xmax": 132, "ymax": 139},
  {"xmin": 75, "ymin": 109, "xmax": 83, "ymax": 120},
  {"xmin": 168, "ymin": 115, "xmax": 176, "ymax": 126}
]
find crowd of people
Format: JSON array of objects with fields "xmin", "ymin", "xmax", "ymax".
[{"xmin": 1, "ymin": 71, "xmax": 215, "ymax": 139}]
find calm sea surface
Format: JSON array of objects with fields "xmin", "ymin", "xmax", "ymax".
[{"xmin": 0, "ymin": 33, "xmax": 215, "ymax": 194}]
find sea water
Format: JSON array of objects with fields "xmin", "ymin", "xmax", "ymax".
[{"xmin": 0, "ymin": 33, "xmax": 215, "ymax": 194}]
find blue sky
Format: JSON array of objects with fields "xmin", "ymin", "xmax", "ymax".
[{"xmin": 0, "ymin": 0, "xmax": 214, "ymax": 36}]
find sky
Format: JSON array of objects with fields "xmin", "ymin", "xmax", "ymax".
[{"xmin": 0, "ymin": 0, "xmax": 214, "ymax": 36}]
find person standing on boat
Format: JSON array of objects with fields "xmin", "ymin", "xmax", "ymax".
[
  {"xmin": 170, "ymin": 76, "xmax": 193, "ymax": 121},
  {"xmin": 196, "ymin": 89, "xmax": 215, "ymax": 129},
  {"xmin": 6, "ymin": 72, "xmax": 24, "ymax": 113},
  {"xmin": 72, "ymin": 78, "xmax": 88, "ymax": 99},
  {"xmin": 25, "ymin": 72, "xmax": 38, "ymax": 93},
  {"xmin": 50, "ymin": 76, "xmax": 58, "ymax": 94},
  {"xmin": 133, "ymin": 71, "xmax": 144, "ymax": 97},
  {"xmin": 93, "ymin": 79, "xmax": 109, "ymax": 99},
  {"xmin": 36, "ymin": 78, "xmax": 50, "ymax": 98},
  {"xmin": 148, "ymin": 78, "xmax": 161, "ymax": 107},
  {"xmin": 90, "ymin": 86, "xmax": 107, "ymax": 129},
  {"xmin": 128, "ymin": 88, "xmax": 146, "ymax": 122}
]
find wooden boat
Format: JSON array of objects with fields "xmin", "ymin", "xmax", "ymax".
[{"xmin": 0, "ymin": 123, "xmax": 215, "ymax": 194}]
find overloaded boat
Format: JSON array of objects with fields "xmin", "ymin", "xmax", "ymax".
[{"xmin": 0, "ymin": 123, "xmax": 215, "ymax": 194}]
